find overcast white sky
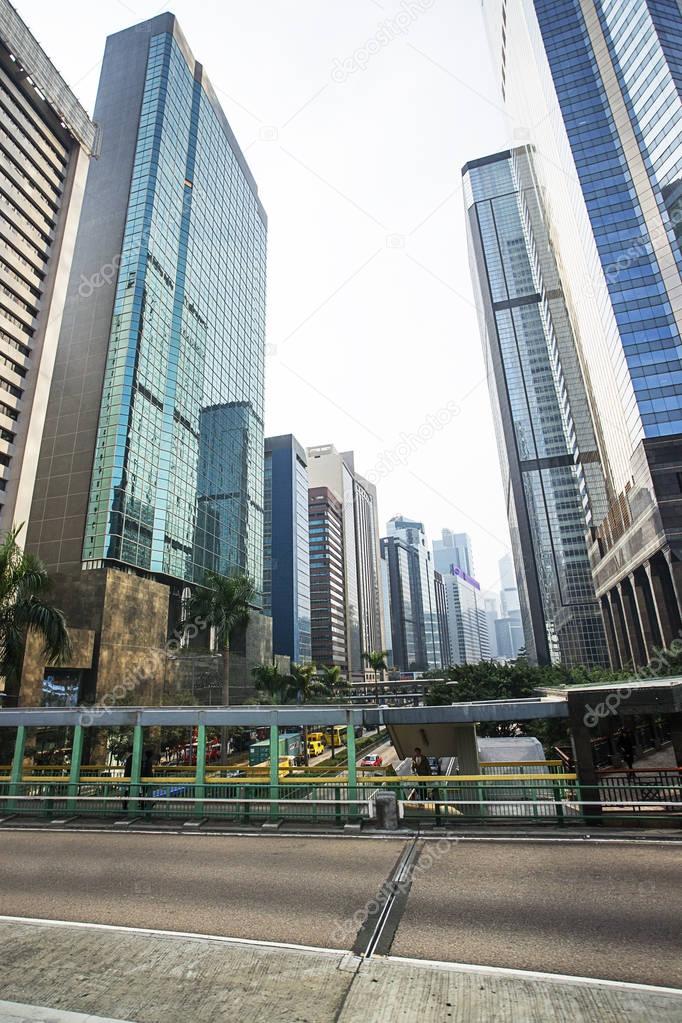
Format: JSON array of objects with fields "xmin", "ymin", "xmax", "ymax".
[{"xmin": 22, "ymin": 0, "xmax": 516, "ymax": 601}]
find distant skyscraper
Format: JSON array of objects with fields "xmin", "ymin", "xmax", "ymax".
[
  {"xmin": 433, "ymin": 570, "xmax": 451, "ymax": 669},
  {"xmin": 22, "ymin": 14, "xmax": 268, "ymax": 705},
  {"xmin": 380, "ymin": 546, "xmax": 394, "ymax": 668},
  {"xmin": 307, "ymin": 446, "xmax": 385, "ymax": 679},
  {"xmin": 0, "ymin": 0, "xmax": 97, "ymax": 534},
  {"xmin": 433, "ymin": 529, "xmax": 475, "ymax": 577},
  {"xmin": 482, "ymin": 0, "xmax": 682, "ymax": 668},
  {"xmin": 495, "ymin": 612, "xmax": 524, "ymax": 661},
  {"xmin": 483, "ymin": 596, "xmax": 499, "ymax": 659},
  {"xmin": 463, "ymin": 148, "xmax": 609, "ymax": 667},
  {"xmin": 264, "ymin": 436, "xmax": 311, "ymax": 663},
  {"xmin": 308, "ymin": 486, "xmax": 347, "ymax": 672},
  {"xmin": 498, "ymin": 554, "xmax": 520, "ymax": 618},
  {"xmin": 443, "ymin": 567, "xmax": 490, "ymax": 665},
  {"xmin": 381, "ymin": 535, "xmax": 419, "ymax": 671},
  {"xmin": 385, "ymin": 515, "xmax": 440, "ymax": 670}
]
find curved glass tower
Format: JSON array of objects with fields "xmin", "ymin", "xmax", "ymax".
[{"xmin": 463, "ymin": 148, "xmax": 609, "ymax": 666}]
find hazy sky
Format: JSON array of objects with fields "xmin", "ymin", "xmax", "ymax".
[{"xmin": 22, "ymin": 0, "xmax": 516, "ymax": 601}]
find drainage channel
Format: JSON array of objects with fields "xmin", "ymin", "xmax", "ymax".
[{"xmin": 353, "ymin": 835, "xmax": 422, "ymax": 959}]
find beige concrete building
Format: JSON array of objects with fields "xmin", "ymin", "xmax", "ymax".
[{"xmin": 0, "ymin": 0, "xmax": 97, "ymax": 534}]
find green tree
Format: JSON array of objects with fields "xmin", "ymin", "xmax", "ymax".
[
  {"xmin": 288, "ymin": 661, "xmax": 329, "ymax": 765},
  {"xmin": 363, "ymin": 650, "xmax": 388, "ymax": 702},
  {"xmin": 425, "ymin": 678, "xmax": 452, "ymax": 706},
  {"xmin": 252, "ymin": 661, "xmax": 291, "ymax": 705},
  {"xmin": 184, "ymin": 571, "xmax": 254, "ymax": 707},
  {"xmin": 0, "ymin": 525, "xmax": 71, "ymax": 698},
  {"xmin": 318, "ymin": 664, "xmax": 349, "ymax": 700}
]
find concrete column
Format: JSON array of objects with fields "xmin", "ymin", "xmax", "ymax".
[
  {"xmin": 195, "ymin": 722, "xmax": 206, "ymax": 817},
  {"xmin": 669, "ymin": 712, "xmax": 682, "ymax": 768},
  {"xmin": 645, "ymin": 558, "xmax": 678, "ymax": 648},
  {"xmin": 9, "ymin": 725, "xmax": 25, "ymax": 809},
  {"xmin": 67, "ymin": 725, "xmax": 84, "ymax": 812},
  {"xmin": 631, "ymin": 568, "xmax": 662, "ymax": 658},
  {"xmin": 601, "ymin": 596, "xmax": 621, "ymax": 669},
  {"xmin": 662, "ymin": 550, "xmax": 682, "ymax": 638},
  {"xmin": 129, "ymin": 723, "xmax": 143, "ymax": 817},
  {"xmin": 269, "ymin": 723, "xmax": 279, "ymax": 820},
  {"xmin": 608, "ymin": 588, "xmax": 633, "ymax": 669},
  {"xmin": 618, "ymin": 578, "xmax": 646, "ymax": 667},
  {"xmin": 567, "ymin": 698, "xmax": 602, "ymax": 821}
]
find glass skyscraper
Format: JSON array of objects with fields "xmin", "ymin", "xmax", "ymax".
[
  {"xmin": 23, "ymin": 14, "xmax": 267, "ymax": 707},
  {"xmin": 483, "ymin": 0, "xmax": 682, "ymax": 668},
  {"xmin": 433, "ymin": 529, "xmax": 475, "ymax": 578},
  {"xmin": 463, "ymin": 148, "xmax": 609, "ymax": 666},
  {"xmin": 384, "ymin": 515, "xmax": 441, "ymax": 671},
  {"xmin": 28, "ymin": 15, "xmax": 266, "ymax": 593},
  {"xmin": 263, "ymin": 435, "xmax": 312, "ymax": 663},
  {"xmin": 442, "ymin": 567, "xmax": 491, "ymax": 666}
]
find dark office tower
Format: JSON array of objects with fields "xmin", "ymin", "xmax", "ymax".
[
  {"xmin": 381, "ymin": 535, "xmax": 419, "ymax": 672},
  {"xmin": 21, "ymin": 15, "xmax": 267, "ymax": 705},
  {"xmin": 463, "ymin": 148, "xmax": 609, "ymax": 667},
  {"xmin": 483, "ymin": 0, "xmax": 682, "ymax": 668},
  {"xmin": 0, "ymin": 0, "xmax": 96, "ymax": 534},
  {"xmin": 384, "ymin": 515, "xmax": 441, "ymax": 671},
  {"xmin": 308, "ymin": 486, "xmax": 347, "ymax": 672},
  {"xmin": 264, "ymin": 435, "xmax": 311, "ymax": 663}
]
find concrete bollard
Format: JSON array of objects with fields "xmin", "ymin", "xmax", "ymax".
[{"xmin": 375, "ymin": 791, "xmax": 399, "ymax": 830}]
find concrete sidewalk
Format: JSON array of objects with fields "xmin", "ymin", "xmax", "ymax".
[{"xmin": 1, "ymin": 919, "xmax": 681, "ymax": 1023}]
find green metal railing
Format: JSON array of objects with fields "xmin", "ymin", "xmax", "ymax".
[{"xmin": 2, "ymin": 773, "xmax": 682, "ymax": 825}]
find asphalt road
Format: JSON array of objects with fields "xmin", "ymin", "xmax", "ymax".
[
  {"xmin": 0, "ymin": 831, "xmax": 680, "ymax": 987},
  {"xmin": 394, "ymin": 839, "xmax": 682, "ymax": 987}
]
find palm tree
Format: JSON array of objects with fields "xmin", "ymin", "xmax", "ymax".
[
  {"xmin": 0, "ymin": 525, "xmax": 71, "ymax": 698},
  {"xmin": 318, "ymin": 664, "xmax": 348, "ymax": 699},
  {"xmin": 363, "ymin": 650, "xmax": 388, "ymax": 703},
  {"xmin": 317, "ymin": 665, "xmax": 348, "ymax": 757},
  {"xmin": 252, "ymin": 661, "xmax": 291, "ymax": 705},
  {"xmin": 288, "ymin": 661, "xmax": 329, "ymax": 765},
  {"xmin": 184, "ymin": 572, "xmax": 255, "ymax": 707}
]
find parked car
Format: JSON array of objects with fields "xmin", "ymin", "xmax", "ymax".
[
  {"xmin": 306, "ymin": 739, "xmax": 325, "ymax": 758},
  {"xmin": 360, "ymin": 753, "xmax": 383, "ymax": 768}
]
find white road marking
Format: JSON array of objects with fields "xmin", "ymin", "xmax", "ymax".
[{"xmin": 386, "ymin": 953, "xmax": 682, "ymax": 996}]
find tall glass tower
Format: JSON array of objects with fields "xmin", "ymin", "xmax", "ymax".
[
  {"xmin": 463, "ymin": 148, "xmax": 609, "ymax": 666},
  {"xmin": 24, "ymin": 15, "xmax": 267, "ymax": 706},
  {"xmin": 482, "ymin": 0, "xmax": 682, "ymax": 668},
  {"xmin": 28, "ymin": 15, "xmax": 266, "ymax": 592},
  {"xmin": 385, "ymin": 515, "xmax": 441, "ymax": 670}
]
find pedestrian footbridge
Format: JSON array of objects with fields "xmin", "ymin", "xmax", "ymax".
[{"xmin": 0, "ymin": 695, "xmax": 681, "ymax": 828}]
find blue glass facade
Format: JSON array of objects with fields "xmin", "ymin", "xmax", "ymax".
[
  {"xmin": 263, "ymin": 435, "xmax": 312, "ymax": 663},
  {"xmin": 482, "ymin": 0, "xmax": 682, "ymax": 668},
  {"xmin": 534, "ymin": 0, "xmax": 682, "ymax": 437},
  {"xmin": 82, "ymin": 30, "xmax": 266, "ymax": 589}
]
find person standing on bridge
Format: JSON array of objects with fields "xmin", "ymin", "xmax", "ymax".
[
  {"xmin": 617, "ymin": 728, "xmax": 636, "ymax": 771},
  {"xmin": 411, "ymin": 747, "xmax": 431, "ymax": 800}
]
